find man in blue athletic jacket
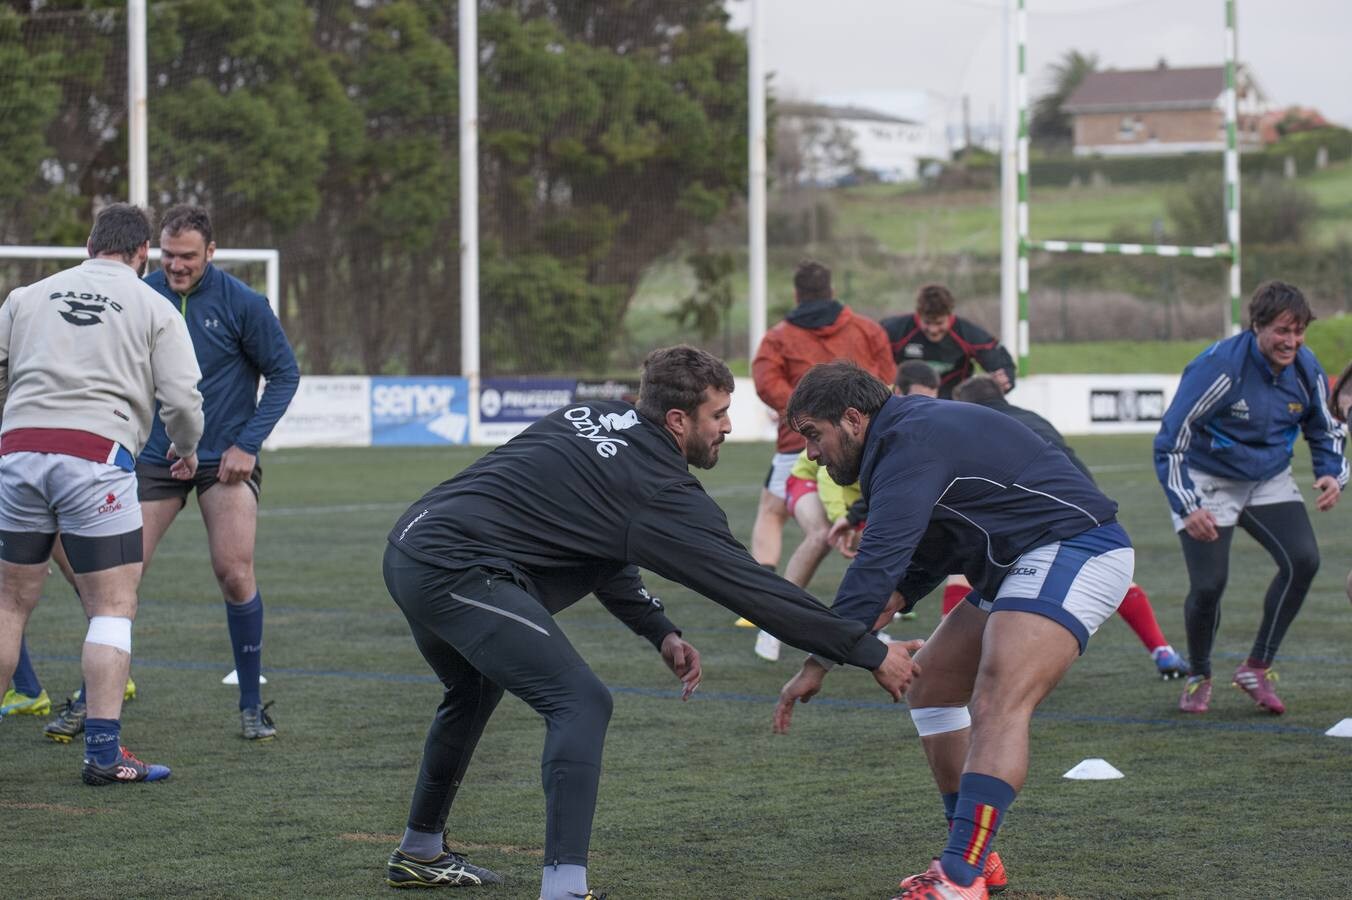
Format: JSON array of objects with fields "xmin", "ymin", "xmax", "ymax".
[
  {"xmin": 35, "ymin": 205, "xmax": 300, "ymax": 743},
  {"xmin": 138, "ymin": 205, "xmax": 299, "ymax": 740},
  {"xmin": 381, "ymin": 346, "xmax": 921, "ymax": 899},
  {"xmin": 773, "ymin": 361, "xmax": 1134, "ymax": 899},
  {"xmin": 1156, "ymin": 280, "xmax": 1346, "ymax": 716}
]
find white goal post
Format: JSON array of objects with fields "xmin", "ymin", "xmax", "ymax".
[{"xmin": 0, "ymin": 246, "xmax": 280, "ymax": 318}]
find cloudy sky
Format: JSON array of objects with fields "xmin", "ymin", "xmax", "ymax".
[{"xmin": 724, "ymin": 0, "xmax": 1352, "ymax": 134}]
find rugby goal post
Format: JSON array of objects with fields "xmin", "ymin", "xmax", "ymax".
[
  {"xmin": 1005, "ymin": 0, "xmax": 1242, "ymax": 375},
  {"xmin": 0, "ymin": 246, "xmax": 280, "ymax": 318}
]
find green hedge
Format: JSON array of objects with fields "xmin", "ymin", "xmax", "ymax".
[
  {"xmin": 1304, "ymin": 312, "xmax": 1352, "ymax": 374},
  {"xmin": 955, "ymin": 127, "xmax": 1352, "ymax": 188}
]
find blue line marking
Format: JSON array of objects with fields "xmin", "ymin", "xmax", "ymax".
[{"xmin": 28, "ymin": 654, "xmax": 1335, "ymax": 736}]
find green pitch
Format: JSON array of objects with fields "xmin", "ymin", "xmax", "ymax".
[{"xmin": 2, "ymin": 438, "xmax": 1349, "ymax": 898}]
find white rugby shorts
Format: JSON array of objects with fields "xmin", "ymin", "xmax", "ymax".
[
  {"xmin": 1170, "ymin": 466, "xmax": 1303, "ymax": 532},
  {"xmin": 0, "ymin": 451, "xmax": 143, "ymax": 537},
  {"xmin": 763, "ymin": 451, "xmax": 799, "ymax": 500}
]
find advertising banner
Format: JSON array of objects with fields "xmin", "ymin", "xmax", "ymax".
[
  {"xmin": 477, "ymin": 377, "xmax": 575, "ymax": 443},
  {"xmin": 264, "ymin": 376, "xmax": 371, "ymax": 448},
  {"xmin": 1089, "ymin": 388, "xmax": 1166, "ymax": 424},
  {"xmin": 1007, "ymin": 374, "xmax": 1180, "ymax": 435},
  {"xmin": 573, "ymin": 379, "xmax": 639, "ymax": 405},
  {"xmin": 371, "ymin": 377, "xmax": 470, "ymax": 445}
]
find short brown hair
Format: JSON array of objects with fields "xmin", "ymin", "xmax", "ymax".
[
  {"xmin": 953, "ymin": 375, "xmax": 1004, "ymax": 406},
  {"xmin": 915, "ymin": 283, "xmax": 956, "ymax": 318},
  {"xmin": 637, "ymin": 345, "xmax": 735, "ymax": 423},
  {"xmin": 88, "ymin": 203, "xmax": 152, "ymax": 260},
  {"xmin": 1248, "ymin": 280, "xmax": 1313, "ymax": 330},
  {"xmin": 894, "ymin": 360, "xmax": 939, "ymax": 394},
  {"xmin": 160, "ymin": 204, "xmax": 214, "ymax": 246},
  {"xmin": 1331, "ymin": 360, "xmax": 1352, "ymax": 423},
  {"xmin": 793, "ymin": 260, "xmax": 832, "ymax": 302}
]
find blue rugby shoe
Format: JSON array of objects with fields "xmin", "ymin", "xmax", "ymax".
[
  {"xmin": 81, "ymin": 746, "xmax": 171, "ymax": 785},
  {"xmin": 1152, "ymin": 646, "xmax": 1190, "ymax": 680}
]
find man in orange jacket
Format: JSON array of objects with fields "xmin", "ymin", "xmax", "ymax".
[{"xmin": 748, "ymin": 260, "xmax": 895, "ymax": 591}]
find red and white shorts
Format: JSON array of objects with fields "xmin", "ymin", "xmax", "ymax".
[
  {"xmin": 784, "ymin": 474, "xmax": 818, "ymax": 517},
  {"xmin": 0, "ymin": 452, "xmax": 142, "ymax": 537}
]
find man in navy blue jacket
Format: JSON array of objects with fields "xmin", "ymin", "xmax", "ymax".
[
  {"xmin": 1155, "ymin": 280, "xmax": 1346, "ymax": 716},
  {"xmin": 773, "ymin": 361, "xmax": 1133, "ymax": 900},
  {"xmin": 137, "ymin": 205, "xmax": 299, "ymax": 739}
]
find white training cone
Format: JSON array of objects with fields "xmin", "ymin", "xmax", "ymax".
[
  {"xmin": 1063, "ymin": 758, "xmax": 1124, "ymax": 780},
  {"xmin": 1325, "ymin": 718, "xmax": 1352, "ymax": 738},
  {"xmin": 753, "ymin": 630, "xmax": 781, "ymax": 661},
  {"xmin": 221, "ymin": 669, "xmax": 268, "ymax": 685}
]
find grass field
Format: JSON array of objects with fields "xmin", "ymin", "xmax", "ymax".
[
  {"xmin": 834, "ymin": 160, "xmax": 1352, "ymax": 257},
  {"xmin": 3, "ymin": 439, "xmax": 1350, "ymax": 899}
]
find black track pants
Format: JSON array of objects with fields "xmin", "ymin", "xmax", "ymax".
[
  {"xmin": 383, "ymin": 544, "xmax": 613, "ymax": 867},
  {"xmin": 1178, "ymin": 501, "xmax": 1320, "ymax": 677}
]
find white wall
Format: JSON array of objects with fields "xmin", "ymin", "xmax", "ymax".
[
  {"xmin": 1004, "ymin": 374, "xmax": 1180, "ymax": 436},
  {"xmin": 842, "ymin": 117, "xmax": 949, "ymax": 182}
]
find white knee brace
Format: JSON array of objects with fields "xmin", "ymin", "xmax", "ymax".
[
  {"xmin": 85, "ymin": 616, "xmax": 132, "ymax": 653},
  {"xmin": 909, "ymin": 705, "xmax": 972, "ymax": 737}
]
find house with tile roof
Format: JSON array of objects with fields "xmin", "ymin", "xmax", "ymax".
[{"xmin": 1063, "ymin": 62, "xmax": 1270, "ymax": 156}]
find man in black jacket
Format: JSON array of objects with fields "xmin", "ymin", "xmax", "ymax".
[
  {"xmin": 883, "ymin": 283, "xmax": 1016, "ymax": 399},
  {"xmin": 382, "ymin": 345, "xmax": 921, "ymax": 899}
]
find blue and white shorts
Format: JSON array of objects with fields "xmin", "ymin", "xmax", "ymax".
[{"xmin": 967, "ymin": 521, "xmax": 1135, "ymax": 654}]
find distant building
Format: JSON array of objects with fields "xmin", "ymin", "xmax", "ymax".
[
  {"xmin": 1063, "ymin": 63, "xmax": 1270, "ymax": 156},
  {"xmin": 1257, "ymin": 106, "xmax": 1329, "ymax": 144},
  {"xmin": 778, "ymin": 101, "xmax": 949, "ymax": 183}
]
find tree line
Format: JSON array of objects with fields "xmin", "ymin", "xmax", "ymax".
[{"xmin": 0, "ymin": 0, "xmax": 748, "ymax": 374}]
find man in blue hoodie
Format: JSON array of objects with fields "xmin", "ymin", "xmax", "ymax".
[
  {"xmin": 1155, "ymin": 280, "xmax": 1345, "ymax": 716},
  {"xmin": 773, "ymin": 361, "xmax": 1133, "ymax": 899},
  {"xmin": 135, "ymin": 205, "xmax": 299, "ymax": 740}
]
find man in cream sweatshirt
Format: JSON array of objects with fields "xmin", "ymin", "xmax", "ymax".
[{"xmin": 0, "ymin": 203, "xmax": 203, "ymax": 786}]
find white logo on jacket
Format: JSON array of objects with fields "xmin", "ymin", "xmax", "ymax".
[{"xmin": 564, "ymin": 406, "xmax": 637, "ymax": 458}]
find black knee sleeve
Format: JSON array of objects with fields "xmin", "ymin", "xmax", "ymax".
[
  {"xmin": 60, "ymin": 529, "xmax": 144, "ymax": 574},
  {"xmin": 0, "ymin": 530, "xmax": 56, "ymax": 564}
]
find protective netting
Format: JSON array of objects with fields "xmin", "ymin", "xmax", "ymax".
[
  {"xmin": 715, "ymin": 0, "xmax": 1352, "ymax": 353},
  {"xmin": 0, "ymin": 253, "xmax": 269, "ymax": 307},
  {"xmin": 1, "ymin": 0, "xmax": 748, "ymax": 376},
  {"xmin": 3, "ymin": 1, "xmax": 1348, "ymax": 376}
]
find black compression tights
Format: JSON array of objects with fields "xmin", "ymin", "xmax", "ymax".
[{"xmin": 1178, "ymin": 501, "xmax": 1320, "ymax": 678}]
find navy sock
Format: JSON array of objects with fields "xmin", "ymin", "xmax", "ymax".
[
  {"xmin": 12, "ymin": 637, "xmax": 42, "ymax": 696},
  {"xmin": 942, "ymin": 791, "xmax": 960, "ymax": 825},
  {"xmin": 85, "ymin": 718, "xmax": 121, "ymax": 767},
  {"xmin": 226, "ymin": 592, "xmax": 264, "ymax": 710},
  {"xmin": 940, "ymin": 773, "xmax": 1016, "ymax": 886}
]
